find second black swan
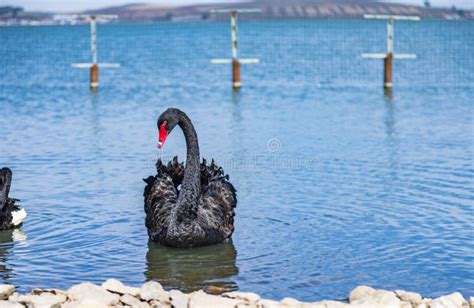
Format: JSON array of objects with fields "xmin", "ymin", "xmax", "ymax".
[
  {"xmin": 0, "ymin": 168, "xmax": 27, "ymax": 230},
  {"xmin": 144, "ymin": 108, "xmax": 237, "ymax": 248}
]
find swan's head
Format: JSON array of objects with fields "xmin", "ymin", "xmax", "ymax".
[
  {"xmin": 157, "ymin": 108, "xmax": 181, "ymax": 149},
  {"xmin": 0, "ymin": 168, "xmax": 12, "ymax": 207}
]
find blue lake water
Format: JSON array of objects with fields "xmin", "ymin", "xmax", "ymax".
[{"xmin": 0, "ymin": 20, "xmax": 473, "ymax": 301}]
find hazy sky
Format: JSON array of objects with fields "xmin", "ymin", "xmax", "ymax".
[{"xmin": 1, "ymin": 0, "xmax": 472, "ymax": 12}]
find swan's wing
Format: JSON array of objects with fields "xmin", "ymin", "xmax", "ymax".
[
  {"xmin": 156, "ymin": 157, "xmax": 184, "ymax": 189},
  {"xmin": 0, "ymin": 198, "xmax": 22, "ymax": 230},
  {"xmin": 143, "ymin": 174, "xmax": 177, "ymax": 242},
  {"xmin": 199, "ymin": 160, "xmax": 237, "ymax": 239},
  {"xmin": 200, "ymin": 158, "xmax": 225, "ymax": 187}
]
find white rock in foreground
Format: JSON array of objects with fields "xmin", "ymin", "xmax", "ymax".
[
  {"xmin": 139, "ymin": 281, "xmax": 169, "ymax": 302},
  {"xmin": 256, "ymin": 299, "xmax": 282, "ymax": 308},
  {"xmin": 0, "ymin": 285, "xmax": 15, "ymax": 300},
  {"xmin": 101, "ymin": 278, "xmax": 140, "ymax": 297},
  {"xmin": 189, "ymin": 290, "xmax": 245, "ymax": 308},
  {"xmin": 149, "ymin": 299, "xmax": 172, "ymax": 307},
  {"xmin": 350, "ymin": 288, "xmax": 401, "ymax": 308},
  {"xmin": 431, "ymin": 292, "xmax": 465, "ymax": 308},
  {"xmin": 169, "ymin": 290, "xmax": 189, "ymax": 308},
  {"xmin": 0, "ymin": 281, "xmax": 470, "ymax": 308},
  {"xmin": 62, "ymin": 298, "xmax": 109, "ymax": 308},
  {"xmin": 31, "ymin": 288, "xmax": 68, "ymax": 297},
  {"xmin": 306, "ymin": 300, "xmax": 350, "ymax": 308},
  {"xmin": 349, "ymin": 285, "xmax": 376, "ymax": 303},
  {"xmin": 67, "ymin": 282, "xmax": 120, "ymax": 306},
  {"xmin": 223, "ymin": 291, "xmax": 261, "ymax": 303},
  {"xmin": 395, "ymin": 290, "xmax": 423, "ymax": 305},
  {"xmin": 0, "ymin": 300, "xmax": 25, "ymax": 308},
  {"xmin": 0, "ymin": 300, "xmax": 24, "ymax": 308},
  {"xmin": 120, "ymin": 293, "xmax": 150, "ymax": 308},
  {"xmin": 9, "ymin": 293, "xmax": 66, "ymax": 308},
  {"xmin": 281, "ymin": 297, "xmax": 302, "ymax": 306}
]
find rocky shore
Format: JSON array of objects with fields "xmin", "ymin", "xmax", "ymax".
[{"xmin": 0, "ymin": 280, "xmax": 472, "ymax": 308}]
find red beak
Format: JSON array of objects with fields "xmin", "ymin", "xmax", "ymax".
[{"xmin": 158, "ymin": 121, "xmax": 169, "ymax": 149}]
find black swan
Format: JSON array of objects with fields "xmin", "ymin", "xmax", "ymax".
[
  {"xmin": 0, "ymin": 168, "xmax": 26, "ymax": 230},
  {"xmin": 144, "ymin": 108, "xmax": 237, "ymax": 248}
]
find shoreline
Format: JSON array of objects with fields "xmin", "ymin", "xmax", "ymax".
[{"xmin": 0, "ymin": 280, "xmax": 472, "ymax": 307}]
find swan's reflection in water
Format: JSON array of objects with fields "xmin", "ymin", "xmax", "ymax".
[
  {"xmin": 145, "ymin": 240, "xmax": 239, "ymax": 293},
  {"xmin": 0, "ymin": 229, "xmax": 27, "ymax": 281}
]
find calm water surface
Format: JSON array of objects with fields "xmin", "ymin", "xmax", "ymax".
[{"xmin": 0, "ymin": 20, "xmax": 473, "ymax": 301}]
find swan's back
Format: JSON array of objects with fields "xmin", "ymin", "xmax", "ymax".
[{"xmin": 199, "ymin": 159, "xmax": 237, "ymax": 239}]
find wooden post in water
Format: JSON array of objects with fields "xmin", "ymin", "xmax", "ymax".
[
  {"xmin": 384, "ymin": 53, "xmax": 393, "ymax": 88},
  {"xmin": 362, "ymin": 14, "xmax": 419, "ymax": 89},
  {"xmin": 58, "ymin": 14, "xmax": 120, "ymax": 90},
  {"xmin": 89, "ymin": 16, "xmax": 99, "ymax": 89},
  {"xmin": 232, "ymin": 60, "xmax": 241, "ymax": 88},
  {"xmin": 211, "ymin": 9, "xmax": 261, "ymax": 90},
  {"xmin": 90, "ymin": 64, "xmax": 99, "ymax": 89},
  {"xmin": 230, "ymin": 11, "xmax": 240, "ymax": 88},
  {"xmin": 384, "ymin": 18, "xmax": 394, "ymax": 88}
]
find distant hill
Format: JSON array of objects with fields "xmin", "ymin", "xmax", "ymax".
[
  {"xmin": 1, "ymin": 0, "xmax": 472, "ymax": 26},
  {"xmin": 83, "ymin": 0, "xmax": 473, "ymax": 21}
]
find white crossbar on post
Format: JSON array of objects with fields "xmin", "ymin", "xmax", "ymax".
[
  {"xmin": 363, "ymin": 14, "xmax": 421, "ymax": 21},
  {"xmin": 362, "ymin": 54, "xmax": 416, "ymax": 59},
  {"xmin": 211, "ymin": 59, "xmax": 260, "ymax": 64},
  {"xmin": 210, "ymin": 9, "xmax": 261, "ymax": 14},
  {"xmin": 71, "ymin": 63, "xmax": 121, "ymax": 68},
  {"xmin": 54, "ymin": 14, "xmax": 118, "ymax": 20}
]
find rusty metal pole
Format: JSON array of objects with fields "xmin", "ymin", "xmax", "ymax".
[
  {"xmin": 384, "ymin": 53, "xmax": 393, "ymax": 88},
  {"xmin": 90, "ymin": 16, "xmax": 99, "ymax": 90},
  {"xmin": 384, "ymin": 18, "xmax": 394, "ymax": 88},
  {"xmin": 90, "ymin": 64, "xmax": 99, "ymax": 90},
  {"xmin": 230, "ymin": 11, "xmax": 241, "ymax": 89},
  {"xmin": 232, "ymin": 60, "xmax": 241, "ymax": 88}
]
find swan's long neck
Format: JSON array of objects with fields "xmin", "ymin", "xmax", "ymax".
[
  {"xmin": 174, "ymin": 111, "xmax": 201, "ymax": 222},
  {"xmin": 0, "ymin": 175, "xmax": 11, "ymax": 210}
]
